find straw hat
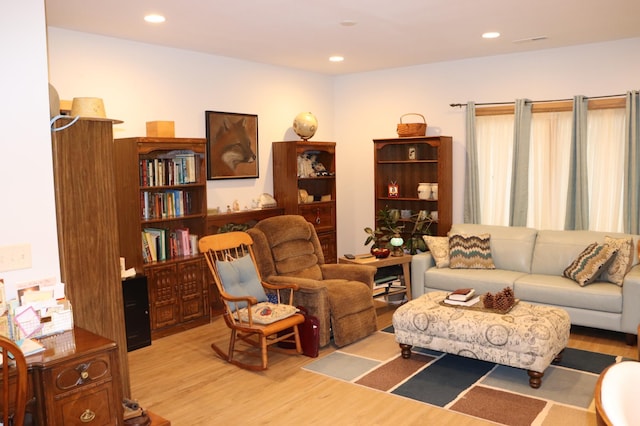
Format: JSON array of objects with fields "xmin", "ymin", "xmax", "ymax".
[{"xmin": 70, "ymin": 97, "xmax": 106, "ymax": 118}]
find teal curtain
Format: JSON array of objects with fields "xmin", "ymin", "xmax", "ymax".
[
  {"xmin": 509, "ymin": 99, "xmax": 532, "ymax": 226},
  {"xmin": 623, "ymin": 90, "xmax": 640, "ymax": 234},
  {"xmin": 564, "ymin": 95, "xmax": 589, "ymax": 230},
  {"xmin": 464, "ymin": 101, "xmax": 480, "ymax": 223}
]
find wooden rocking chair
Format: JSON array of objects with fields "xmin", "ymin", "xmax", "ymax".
[{"xmin": 199, "ymin": 232, "xmax": 304, "ymax": 370}]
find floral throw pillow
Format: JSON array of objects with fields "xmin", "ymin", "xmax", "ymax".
[
  {"xmin": 602, "ymin": 236, "xmax": 634, "ymax": 286},
  {"xmin": 423, "ymin": 236, "xmax": 450, "ymax": 268},
  {"xmin": 448, "ymin": 233, "xmax": 495, "ymax": 269},
  {"xmin": 563, "ymin": 242, "xmax": 618, "ymax": 287}
]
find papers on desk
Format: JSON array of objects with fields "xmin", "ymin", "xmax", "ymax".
[{"xmin": 18, "ymin": 338, "xmax": 45, "ymax": 356}]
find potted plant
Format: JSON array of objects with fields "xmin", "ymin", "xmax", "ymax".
[
  {"xmin": 363, "ymin": 207, "xmax": 404, "ymax": 258},
  {"xmin": 404, "ymin": 211, "xmax": 434, "ymax": 254}
]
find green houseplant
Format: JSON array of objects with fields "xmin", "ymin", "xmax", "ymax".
[{"xmin": 364, "ymin": 207, "xmax": 433, "ymax": 255}]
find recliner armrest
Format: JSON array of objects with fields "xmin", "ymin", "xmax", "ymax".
[{"xmin": 321, "ymin": 264, "xmax": 376, "ymax": 288}]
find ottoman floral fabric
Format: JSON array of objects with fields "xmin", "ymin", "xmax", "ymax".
[{"xmin": 392, "ymin": 291, "xmax": 570, "ymax": 372}]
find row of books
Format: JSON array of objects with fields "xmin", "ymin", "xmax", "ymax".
[
  {"xmin": 141, "ymin": 190, "xmax": 193, "ymax": 220},
  {"xmin": 139, "ymin": 152, "xmax": 197, "ymax": 187},
  {"xmin": 142, "ymin": 227, "xmax": 199, "ymax": 263}
]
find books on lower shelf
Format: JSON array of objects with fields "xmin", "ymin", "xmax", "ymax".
[
  {"xmin": 373, "ymin": 275, "xmax": 405, "ymax": 297},
  {"xmin": 142, "ymin": 227, "xmax": 198, "ymax": 263}
]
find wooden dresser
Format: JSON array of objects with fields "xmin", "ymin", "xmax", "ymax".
[{"xmin": 24, "ymin": 327, "xmax": 123, "ymax": 425}]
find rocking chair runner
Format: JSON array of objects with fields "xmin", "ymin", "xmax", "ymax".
[{"xmin": 199, "ymin": 232, "xmax": 304, "ymax": 370}]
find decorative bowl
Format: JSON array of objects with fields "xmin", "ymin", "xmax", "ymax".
[{"xmin": 370, "ymin": 247, "xmax": 390, "ymax": 259}]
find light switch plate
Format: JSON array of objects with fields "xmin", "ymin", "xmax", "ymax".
[{"xmin": 0, "ymin": 244, "xmax": 32, "ymax": 272}]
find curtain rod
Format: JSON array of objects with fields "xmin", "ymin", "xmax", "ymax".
[{"xmin": 449, "ymin": 93, "xmax": 627, "ymax": 108}]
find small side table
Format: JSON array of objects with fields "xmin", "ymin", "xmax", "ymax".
[{"xmin": 339, "ymin": 254, "xmax": 412, "ymax": 302}]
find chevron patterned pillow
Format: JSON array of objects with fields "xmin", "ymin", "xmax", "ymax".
[
  {"xmin": 563, "ymin": 242, "xmax": 618, "ymax": 286},
  {"xmin": 448, "ymin": 233, "xmax": 495, "ymax": 269}
]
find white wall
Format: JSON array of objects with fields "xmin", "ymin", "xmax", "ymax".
[
  {"xmin": 0, "ymin": 1, "xmax": 60, "ymax": 299},
  {"xmin": 47, "ymin": 27, "xmax": 336, "ymax": 213},
  {"xmin": 334, "ymin": 38, "xmax": 640, "ymax": 256}
]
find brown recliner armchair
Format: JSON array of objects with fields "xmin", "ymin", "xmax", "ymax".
[{"xmin": 247, "ymin": 215, "xmax": 378, "ymax": 347}]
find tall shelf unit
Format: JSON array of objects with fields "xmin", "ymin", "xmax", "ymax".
[
  {"xmin": 51, "ymin": 117, "xmax": 129, "ymax": 401},
  {"xmin": 113, "ymin": 137, "xmax": 209, "ymax": 339},
  {"xmin": 272, "ymin": 141, "xmax": 337, "ymax": 263},
  {"xmin": 373, "ymin": 136, "xmax": 453, "ymax": 239}
]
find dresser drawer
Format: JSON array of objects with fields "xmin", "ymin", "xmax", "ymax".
[
  {"xmin": 298, "ymin": 202, "xmax": 335, "ymax": 232},
  {"xmin": 50, "ymin": 353, "xmax": 113, "ymax": 396},
  {"xmin": 57, "ymin": 385, "xmax": 118, "ymax": 425}
]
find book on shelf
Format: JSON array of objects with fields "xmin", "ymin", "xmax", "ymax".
[
  {"xmin": 447, "ymin": 288, "xmax": 475, "ymax": 301},
  {"xmin": 443, "ymin": 295, "xmax": 480, "ymax": 307}
]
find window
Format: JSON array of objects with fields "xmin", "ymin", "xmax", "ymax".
[{"xmin": 474, "ymin": 98, "xmax": 626, "ymax": 230}]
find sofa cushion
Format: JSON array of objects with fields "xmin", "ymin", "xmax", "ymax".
[
  {"xmin": 424, "ymin": 268, "xmax": 526, "ymax": 295},
  {"xmin": 449, "ymin": 224, "xmax": 537, "ymax": 273},
  {"xmin": 602, "ymin": 236, "xmax": 634, "ymax": 286},
  {"xmin": 563, "ymin": 243, "xmax": 618, "ymax": 286},
  {"xmin": 422, "ymin": 235, "xmax": 450, "ymax": 268},
  {"xmin": 449, "ymin": 233, "xmax": 495, "ymax": 269},
  {"xmin": 514, "ymin": 274, "xmax": 622, "ymax": 313}
]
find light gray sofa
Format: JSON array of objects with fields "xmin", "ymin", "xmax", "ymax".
[{"xmin": 411, "ymin": 223, "xmax": 640, "ymax": 342}]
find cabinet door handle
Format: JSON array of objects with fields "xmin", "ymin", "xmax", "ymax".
[
  {"xmin": 315, "ymin": 208, "xmax": 321, "ymax": 224},
  {"xmin": 80, "ymin": 409, "xmax": 96, "ymax": 422}
]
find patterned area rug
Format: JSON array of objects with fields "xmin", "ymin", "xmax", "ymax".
[{"xmin": 303, "ymin": 328, "xmax": 623, "ymax": 426}]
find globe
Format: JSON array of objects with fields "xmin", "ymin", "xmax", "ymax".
[{"xmin": 293, "ymin": 112, "xmax": 318, "ymax": 140}]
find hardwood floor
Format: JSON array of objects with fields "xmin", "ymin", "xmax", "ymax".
[{"xmin": 129, "ymin": 301, "xmax": 637, "ymax": 426}]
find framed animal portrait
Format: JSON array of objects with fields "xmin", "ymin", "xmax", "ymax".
[{"xmin": 205, "ymin": 111, "xmax": 259, "ymax": 179}]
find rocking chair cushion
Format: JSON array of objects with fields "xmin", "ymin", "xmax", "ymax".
[
  {"xmin": 216, "ymin": 254, "xmax": 268, "ymax": 311},
  {"xmin": 234, "ymin": 302, "xmax": 299, "ymax": 325}
]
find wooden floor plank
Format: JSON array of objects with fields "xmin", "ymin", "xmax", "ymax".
[{"xmin": 129, "ymin": 301, "xmax": 637, "ymax": 425}]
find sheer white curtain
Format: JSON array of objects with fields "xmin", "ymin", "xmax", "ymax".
[
  {"xmin": 476, "ymin": 114, "xmax": 514, "ymax": 225},
  {"xmin": 527, "ymin": 111, "xmax": 572, "ymax": 229},
  {"xmin": 473, "ymin": 103, "xmax": 627, "ymax": 230},
  {"xmin": 587, "ymin": 108, "xmax": 626, "ymax": 231}
]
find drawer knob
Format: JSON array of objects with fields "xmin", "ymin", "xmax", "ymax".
[
  {"xmin": 80, "ymin": 409, "xmax": 96, "ymax": 422},
  {"xmin": 81, "ymin": 371, "xmax": 89, "ymax": 380}
]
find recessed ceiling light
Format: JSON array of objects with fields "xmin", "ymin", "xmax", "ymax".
[
  {"xmin": 329, "ymin": 56, "xmax": 344, "ymax": 63},
  {"xmin": 144, "ymin": 14, "xmax": 166, "ymax": 24},
  {"xmin": 482, "ymin": 32, "xmax": 500, "ymax": 39}
]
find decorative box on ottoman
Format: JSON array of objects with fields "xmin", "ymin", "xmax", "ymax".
[{"xmin": 392, "ymin": 291, "xmax": 570, "ymax": 388}]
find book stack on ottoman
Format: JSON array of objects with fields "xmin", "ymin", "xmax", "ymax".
[{"xmin": 392, "ymin": 290, "xmax": 571, "ymax": 388}]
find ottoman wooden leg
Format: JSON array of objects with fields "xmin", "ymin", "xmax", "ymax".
[
  {"xmin": 400, "ymin": 343, "xmax": 412, "ymax": 359},
  {"xmin": 552, "ymin": 349, "xmax": 565, "ymax": 364},
  {"xmin": 527, "ymin": 370, "xmax": 544, "ymax": 388}
]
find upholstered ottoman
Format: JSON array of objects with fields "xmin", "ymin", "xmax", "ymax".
[{"xmin": 392, "ymin": 291, "xmax": 570, "ymax": 388}]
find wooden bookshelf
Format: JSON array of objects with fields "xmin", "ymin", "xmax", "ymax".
[
  {"xmin": 272, "ymin": 141, "xmax": 337, "ymax": 263},
  {"xmin": 114, "ymin": 137, "xmax": 209, "ymax": 339}
]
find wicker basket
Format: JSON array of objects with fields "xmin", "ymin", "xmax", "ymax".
[{"xmin": 396, "ymin": 113, "xmax": 427, "ymax": 137}]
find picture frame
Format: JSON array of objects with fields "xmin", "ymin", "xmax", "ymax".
[{"xmin": 205, "ymin": 111, "xmax": 259, "ymax": 179}]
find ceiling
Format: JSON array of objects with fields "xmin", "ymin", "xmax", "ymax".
[{"xmin": 45, "ymin": 0, "xmax": 640, "ymax": 75}]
